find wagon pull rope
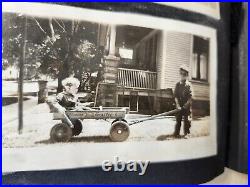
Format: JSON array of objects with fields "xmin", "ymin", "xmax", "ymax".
[{"xmin": 128, "ymin": 109, "xmax": 181, "ymax": 126}]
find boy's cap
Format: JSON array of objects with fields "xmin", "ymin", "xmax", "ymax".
[
  {"xmin": 179, "ymin": 64, "xmax": 189, "ymax": 73},
  {"xmin": 65, "ymin": 83, "xmax": 73, "ymax": 86},
  {"xmin": 62, "ymin": 77, "xmax": 80, "ymax": 88}
]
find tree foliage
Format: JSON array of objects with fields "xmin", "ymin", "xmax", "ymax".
[{"xmin": 2, "ymin": 13, "xmax": 102, "ymax": 92}]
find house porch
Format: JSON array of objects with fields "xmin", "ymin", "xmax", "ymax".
[{"xmin": 96, "ymin": 24, "xmax": 210, "ymax": 116}]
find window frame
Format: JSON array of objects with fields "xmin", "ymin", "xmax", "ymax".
[{"xmin": 190, "ymin": 35, "xmax": 209, "ymax": 83}]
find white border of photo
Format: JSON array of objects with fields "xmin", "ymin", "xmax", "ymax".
[{"xmin": 2, "ymin": 2, "xmax": 218, "ymax": 172}]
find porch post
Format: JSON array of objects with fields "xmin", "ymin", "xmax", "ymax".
[
  {"xmin": 99, "ymin": 25, "xmax": 120, "ymax": 107},
  {"xmin": 109, "ymin": 25, "xmax": 116, "ymax": 56},
  {"xmin": 103, "ymin": 24, "xmax": 120, "ymax": 84}
]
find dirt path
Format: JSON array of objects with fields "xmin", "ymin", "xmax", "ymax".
[
  {"xmin": 2, "ymin": 96, "xmax": 38, "ymax": 124},
  {"xmin": 3, "ymin": 102, "xmax": 210, "ymax": 148},
  {"xmin": 2, "ymin": 103, "xmax": 212, "ymax": 173}
]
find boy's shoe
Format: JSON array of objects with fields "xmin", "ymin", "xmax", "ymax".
[
  {"xmin": 184, "ymin": 134, "xmax": 192, "ymax": 139},
  {"xmin": 173, "ymin": 133, "xmax": 181, "ymax": 139}
]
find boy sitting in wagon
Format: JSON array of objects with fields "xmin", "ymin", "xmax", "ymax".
[
  {"xmin": 53, "ymin": 77, "xmax": 80, "ymax": 114},
  {"xmin": 53, "ymin": 77, "xmax": 84, "ymax": 137},
  {"xmin": 53, "ymin": 77, "xmax": 94, "ymax": 113},
  {"xmin": 50, "ymin": 77, "xmax": 129, "ymax": 143}
]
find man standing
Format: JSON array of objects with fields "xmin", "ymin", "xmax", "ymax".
[{"xmin": 173, "ymin": 65, "xmax": 193, "ymax": 138}]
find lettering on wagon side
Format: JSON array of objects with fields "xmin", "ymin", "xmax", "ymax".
[{"xmin": 66, "ymin": 111, "xmax": 125, "ymax": 119}]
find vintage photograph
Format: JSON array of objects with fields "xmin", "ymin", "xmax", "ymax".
[{"xmin": 2, "ymin": 3, "xmax": 217, "ymax": 172}]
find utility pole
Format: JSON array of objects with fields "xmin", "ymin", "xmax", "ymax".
[{"xmin": 18, "ymin": 15, "xmax": 27, "ymax": 134}]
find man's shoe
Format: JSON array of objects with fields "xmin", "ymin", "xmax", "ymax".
[
  {"xmin": 184, "ymin": 134, "xmax": 192, "ymax": 139},
  {"xmin": 173, "ymin": 134, "xmax": 181, "ymax": 138}
]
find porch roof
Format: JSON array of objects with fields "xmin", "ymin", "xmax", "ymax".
[
  {"xmin": 115, "ymin": 25, "xmax": 153, "ymax": 48},
  {"xmin": 97, "ymin": 24, "xmax": 153, "ymax": 49}
]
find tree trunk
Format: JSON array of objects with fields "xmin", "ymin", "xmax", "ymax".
[
  {"xmin": 57, "ymin": 21, "xmax": 77, "ymax": 93},
  {"xmin": 57, "ymin": 60, "xmax": 70, "ymax": 93},
  {"xmin": 57, "ymin": 43, "xmax": 75, "ymax": 92}
]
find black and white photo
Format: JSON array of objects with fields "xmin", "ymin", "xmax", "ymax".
[{"xmin": 2, "ymin": 2, "xmax": 218, "ymax": 172}]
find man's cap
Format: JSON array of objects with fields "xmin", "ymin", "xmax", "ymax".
[
  {"xmin": 62, "ymin": 77, "xmax": 80, "ymax": 88},
  {"xmin": 179, "ymin": 64, "xmax": 189, "ymax": 73}
]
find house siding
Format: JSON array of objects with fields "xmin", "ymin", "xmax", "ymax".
[
  {"xmin": 164, "ymin": 32, "xmax": 192, "ymax": 89},
  {"xmin": 158, "ymin": 31, "xmax": 209, "ymax": 101},
  {"xmin": 191, "ymin": 81, "xmax": 210, "ymax": 100}
]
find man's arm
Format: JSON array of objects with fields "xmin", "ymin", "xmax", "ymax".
[
  {"xmin": 52, "ymin": 93, "xmax": 66, "ymax": 113},
  {"xmin": 183, "ymin": 98, "xmax": 192, "ymax": 110},
  {"xmin": 174, "ymin": 83, "xmax": 181, "ymax": 110},
  {"xmin": 183, "ymin": 83, "xmax": 193, "ymax": 110},
  {"xmin": 175, "ymin": 98, "xmax": 181, "ymax": 110}
]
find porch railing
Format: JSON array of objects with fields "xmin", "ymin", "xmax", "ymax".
[{"xmin": 117, "ymin": 68, "xmax": 157, "ymax": 89}]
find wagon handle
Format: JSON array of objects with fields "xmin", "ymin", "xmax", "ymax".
[{"xmin": 129, "ymin": 108, "xmax": 181, "ymax": 126}]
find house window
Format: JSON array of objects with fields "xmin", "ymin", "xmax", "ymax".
[
  {"xmin": 119, "ymin": 47, "xmax": 133, "ymax": 59},
  {"xmin": 135, "ymin": 33, "xmax": 157, "ymax": 71},
  {"xmin": 118, "ymin": 41, "xmax": 134, "ymax": 65},
  {"xmin": 192, "ymin": 36, "xmax": 209, "ymax": 82}
]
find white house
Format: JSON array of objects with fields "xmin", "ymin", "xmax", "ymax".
[{"xmin": 94, "ymin": 24, "xmax": 210, "ymax": 116}]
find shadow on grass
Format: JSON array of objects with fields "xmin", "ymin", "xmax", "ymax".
[
  {"xmin": 70, "ymin": 135, "xmax": 112, "ymax": 143},
  {"xmin": 2, "ymin": 97, "xmax": 29, "ymax": 106},
  {"xmin": 157, "ymin": 134, "xmax": 185, "ymax": 141},
  {"xmin": 35, "ymin": 135, "xmax": 112, "ymax": 145}
]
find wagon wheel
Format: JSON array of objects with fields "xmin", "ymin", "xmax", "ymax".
[
  {"xmin": 112, "ymin": 118, "xmax": 127, "ymax": 124},
  {"xmin": 72, "ymin": 119, "xmax": 83, "ymax": 136},
  {"xmin": 50, "ymin": 123, "xmax": 72, "ymax": 143},
  {"xmin": 109, "ymin": 121, "xmax": 130, "ymax": 142}
]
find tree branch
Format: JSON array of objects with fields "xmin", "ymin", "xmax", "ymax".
[
  {"xmin": 31, "ymin": 17, "xmax": 46, "ymax": 34},
  {"xmin": 53, "ymin": 18, "xmax": 66, "ymax": 32},
  {"xmin": 60, "ymin": 20, "xmax": 66, "ymax": 29},
  {"xmin": 71, "ymin": 20, "xmax": 75, "ymax": 36},
  {"xmin": 49, "ymin": 18, "xmax": 55, "ymax": 42},
  {"xmin": 74, "ymin": 21, "xmax": 79, "ymax": 33}
]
